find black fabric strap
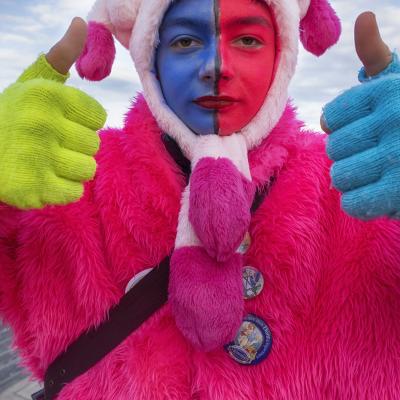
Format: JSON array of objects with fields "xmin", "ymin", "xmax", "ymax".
[
  {"xmin": 32, "ymin": 135, "xmax": 273, "ymax": 400},
  {"xmin": 32, "ymin": 258, "xmax": 170, "ymax": 400},
  {"xmin": 162, "ymin": 134, "xmax": 191, "ymax": 180}
]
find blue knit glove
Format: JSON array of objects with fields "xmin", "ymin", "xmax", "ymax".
[{"xmin": 323, "ymin": 52, "xmax": 400, "ymax": 220}]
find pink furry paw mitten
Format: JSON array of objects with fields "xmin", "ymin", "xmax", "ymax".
[
  {"xmin": 76, "ymin": 21, "xmax": 115, "ymax": 81},
  {"xmin": 170, "ymin": 246, "xmax": 244, "ymax": 352},
  {"xmin": 169, "ymin": 135, "xmax": 253, "ymax": 352}
]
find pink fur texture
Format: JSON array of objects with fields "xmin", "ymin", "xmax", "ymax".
[
  {"xmin": 189, "ymin": 157, "xmax": 255, "ymax": 262},
  {"xmin": 169, "ymin": 246, "xmax": 243, "ymax": 352},
  {"xmin": 1, "ymin": 95, "xmax": 400, "ymax": 399},
  {"xmin": 300, "ymin": 0, "xmax": 341, "ymax": 56},
  {"xmin": 76, "ymin": 21, "xmax": 116, "ymax": 81}
]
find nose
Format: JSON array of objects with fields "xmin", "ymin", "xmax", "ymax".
[
  {"xmin": 219, "ymin": 47, "xmax": 234, "ymax": 82},
  {"xmin": 198, "ymin": 48, "xmax": 217, "ymax": 83},
  {"xmin": 198, "ymin": 45, "xmax": 234, "ymax": 85}
]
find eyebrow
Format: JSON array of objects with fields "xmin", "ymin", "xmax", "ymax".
[
  {"xmin": 161, "ymin": 17, "xmax": 211, "ymax": 32},
  {"xmin": 225, "ymin": 16, "xmax": 273, "ymax": 30}
]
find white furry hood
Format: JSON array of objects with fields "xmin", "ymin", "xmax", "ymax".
[{"xmin": 77, "ymin": 0, "xmax": 341, "ymax": 158}]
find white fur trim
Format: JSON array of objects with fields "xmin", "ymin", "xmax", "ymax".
[
  {"xmin": 174, "ymin": 186, "xmax": 201, "ymax": 249},
  {"xmin": 175, "ymin": 134, "xmax": 251, "ymax": 250},
  {"xmin": 107, "ymin": 0, "xmax": 139, "ymax": 30},
  {"xmin": 107, "ymin": 0, "xmax": 140, "ymax": 48},
  {"xmin": 88, "ymin": 0, "xmax": 140, "ymax": 49},
  {"xmin": 87, "ymin": 0, "xmax": 111, "ymax": 26},
  {"xmin": 298, "ymin": 0, "xmax": 311, "ymax": 18},
  {"xmin": 191, "ymin": 134, "xmax": 251, "ymax": 180}
]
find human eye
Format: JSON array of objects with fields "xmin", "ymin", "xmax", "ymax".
[
  {"xmin": 170, "ymin": 36, "xmax": 202, "ymax": 50},
  {"xmin": 233, "ymin": 36, "xmax": 264, "ymax": 49}
]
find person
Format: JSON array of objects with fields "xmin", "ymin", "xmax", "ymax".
[{"xmin": 0, "ymin": 0, "xmax": 400, "ymax": 398}]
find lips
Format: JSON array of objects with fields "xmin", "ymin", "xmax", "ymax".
[{"xmin": 194, "ymin": 96, "xmax": 238, "ymax": 110}]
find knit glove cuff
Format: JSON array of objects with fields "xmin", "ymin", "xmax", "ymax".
[
  {"xmin": 17, "ymin": 54, "xmax": 70, "ymax": 84},
  {"xmin": 358, "ymin": 52, "xmax": 400, "ymax": 83}
]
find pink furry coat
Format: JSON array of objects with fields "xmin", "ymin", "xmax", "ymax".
[{"xmin": 1, "ymin": 95, "xmax": 400, "ymax": 399}]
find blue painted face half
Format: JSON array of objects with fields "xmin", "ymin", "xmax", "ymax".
[{"xmin": 156, "ymin": 0, "xmax": 217, "ymax": 136}]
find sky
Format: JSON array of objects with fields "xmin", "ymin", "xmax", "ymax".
[{"xmin": 1, "ymin": 0, "xmax": 399, "ymax": 131}]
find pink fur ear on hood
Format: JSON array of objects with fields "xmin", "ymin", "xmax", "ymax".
[
  {"xmin": 300, "ymin": 0, "xmax": 341, "ymax": 56},
  {"xmin": 76, "ymin": 21, "xmax": 116, "ymax": 81},
  {"xmin": 76, "ymin": 0, "xmax": 140, "ymax": 81}
]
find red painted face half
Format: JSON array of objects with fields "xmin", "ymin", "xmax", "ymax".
[
  {"xmin": 216, "ymin": 0, "xmax": 276, "ymax": 135},
  {"xmin": 157, "ymin": 0, "xmax": 276, "ymax": 136}
]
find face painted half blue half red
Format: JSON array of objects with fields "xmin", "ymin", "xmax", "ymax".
[
  {"xmin": 156, "ymin": 0, "xmax": 276, "ymax": 136},
  {"xmin": 156, "ymin": 0, "xmax": 217, "ymax": 136}
]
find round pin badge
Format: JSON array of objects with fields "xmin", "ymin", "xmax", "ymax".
[
  {"xmin": 225, "ymin": 314, "xmax": 272, "ymax": 366},
  {"xmin": 237, "ymin": 232, "xmax": 251, "ymax": 254},
  {"xmin": 243, "ymin": 266, "xmax": 264, "ymax": 299}
]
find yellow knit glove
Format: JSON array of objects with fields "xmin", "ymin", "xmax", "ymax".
[{"xmin": 0, "ymin": 20, "xmax": 106, "ymax": 210}]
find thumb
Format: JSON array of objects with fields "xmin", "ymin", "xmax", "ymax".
[
  {"xmin": 46, "ymin": 17, "xmax": 87, "ymax": 75},
  {"xmin": 354, "ymin": 12, "xmax": 392, "ymax": 77}
]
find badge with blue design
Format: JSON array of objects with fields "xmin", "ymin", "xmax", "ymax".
[
  {"xmin": 225, "ymin": 314, "xmax": 272, "ymax": 365},
  {"xmin": 243, "ymin": 266, "xmax": 264, "ymax": 299}
]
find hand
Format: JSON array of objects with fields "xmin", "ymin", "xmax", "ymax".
[
  {"xmin": 322, "ymin": 12, "xmax": 400, "ymax": 219},
  {"xmin": 46, "ymin": 17, "xmax": 88, "ymax": 75},
  {"xmin": 0, "ymin": 18, "xmax": 106, "ymax": 209}
]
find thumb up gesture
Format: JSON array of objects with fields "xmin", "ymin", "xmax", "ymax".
[
  {"xmin": 322, "ymin": 12, "xmax": 400, "ymax": 220},
  {"xmin": 46, "ymin": 17, "xmax": 88, "ymax": 75},
  {"xmin": 0, "ymin": 18, "xmax": 106, "ymax": 210}
]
